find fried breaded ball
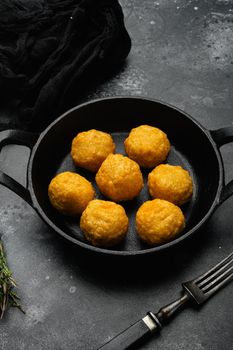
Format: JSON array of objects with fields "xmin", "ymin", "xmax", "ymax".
[
  {"xmin": 148, "ymin": 164, "xmax": 193, "ymax": 206},
  {"xmin": 71, "ymin": 129, "xmax": 116, "ymax": 172},
  {"xmin": 80, "ymin": 199, "xmax": 128, "ymax": 247},
  {"xmin": 95, "ymin": 154, "xmax": 143, "ymax": 202},
  {"xmin": 136, "ymin": 199, "xmax": 185, "ymax": 245},
  {"xmin": 48, "ymin": 172, "xmax": 95, "ymax": 216},
  {"xmin": 124, "ymin": 125, "xmax": 170, "ymax": 168}
]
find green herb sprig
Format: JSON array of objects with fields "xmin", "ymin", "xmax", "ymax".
[{"xmin": 0, "ymin": 241, "xmax": 24, "ymax": 319}]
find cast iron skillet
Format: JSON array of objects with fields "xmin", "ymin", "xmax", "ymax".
[{"xmin": 0, "ymin": 97, "xmax": 233, "ymax": 257}]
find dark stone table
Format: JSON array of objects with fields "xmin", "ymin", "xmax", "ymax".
[{"xmin": 1, "ymin": 1, "xmax": 233, "ymax": 349}]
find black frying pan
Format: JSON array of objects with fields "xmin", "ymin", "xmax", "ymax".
[{"xmin": 0, "ymin": 97, "xmax": 233, "ymax": 257}]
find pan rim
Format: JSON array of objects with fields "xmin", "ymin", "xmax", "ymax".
[{"xmin": 28, "ymin": 96, "xmax": 224, "ymax": 256}]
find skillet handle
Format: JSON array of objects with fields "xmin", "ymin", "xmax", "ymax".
[
  {"xmin": 0, "ymin": 130, "xmax": 39, "ymax": 206},
  {"xmin": 210, "ymin": 126, "xmax": 233, "ymax": 205}
]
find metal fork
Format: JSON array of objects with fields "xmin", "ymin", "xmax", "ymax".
[{"xmin": 98, "ymin": 252, "xmax": 233, "ymax": 350}]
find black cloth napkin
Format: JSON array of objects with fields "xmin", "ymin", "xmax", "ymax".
[{"xmin": 0, "ymin": 0, "xmax": 131, "ymax": 131}]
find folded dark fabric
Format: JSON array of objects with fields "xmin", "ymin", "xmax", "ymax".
[{"xmin": 0, "ymin": 0, "xmax": 131, "ymax": 130}]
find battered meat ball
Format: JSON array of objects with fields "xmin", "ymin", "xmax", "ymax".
[
  {"xmin": 95, "ymin": 154, "xmax": 143, "ymax": 202},
  {"xmin": 136, "ymin": 199, "xmax": 185, "ymax": 245},
  {"xmin": 48, "ymin": 172, "xmax": 95, "ymax": 216},
  {"xmin": 71, "ymin": 129, "xmax": 116, "ymax": 172},
  {"xmin": 80, "ymin": 199, "xmax": 129, "ymax": 247},
  {"xmin": 124, "ymin": 125, "xmax": 170, "ymax": 168},
  {"xmin": 148, "ymin": 164, "xmax": 193, "ymax": 206}
]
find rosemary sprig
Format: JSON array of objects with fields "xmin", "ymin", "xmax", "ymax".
[{"xmin": 0, "ymin": 241, "xmax": 25, "ymax": 319}]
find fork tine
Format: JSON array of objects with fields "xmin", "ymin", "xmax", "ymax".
[
  {"xmin": 183, "ymin": 252, "xmax": 233, "ymax": 305},
  {"xmin": 202, "ymin": 264, "xmax": 233, "ymax": 293},
  {"xmin": 204, "ymin": 271, "xmax": 233, "ymax": 297},
  {"xmin": 195, "ymin": 252, "xmax": 233, "ymax": 284},
  {"xmin": 197, "ymin": 257, "xmax": 233, "ymax": 288}
]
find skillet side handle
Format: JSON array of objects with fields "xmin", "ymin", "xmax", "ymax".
[
  {"xmin": 0, "ymin": 130, "xmax": 39, "ymax": 207},
  {"xmin": 210, "ymin": 126, "xmax": 233, "ymax": 205}
]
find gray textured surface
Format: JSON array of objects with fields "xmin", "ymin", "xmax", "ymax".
[{"xmin": 0, "ymin": 0, "xmax": 233, "ymax": 349}]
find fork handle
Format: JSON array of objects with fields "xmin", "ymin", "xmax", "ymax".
[
  {"xmin": 98, "ymin": 293, "xmax": 190, "ymax": 350},
  {"xmin": 98, "ymin": 312, "xmax": 161, "ymax": 350},
  {"xmin": 155, "ymin": 292, "xmax": 190, "ymax": 323}
]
